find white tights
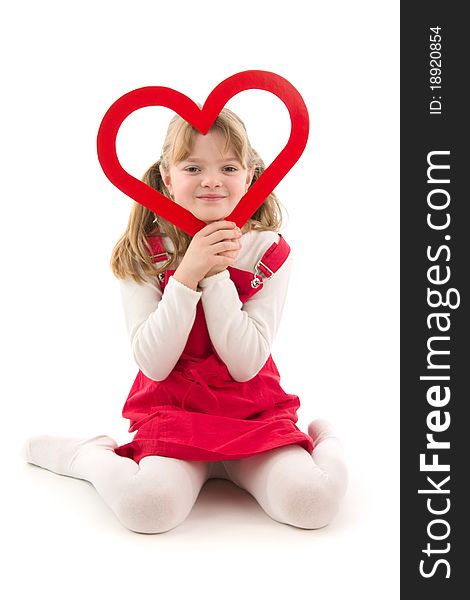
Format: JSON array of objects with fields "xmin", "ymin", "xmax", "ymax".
[{"xmin": 21, "ymin": 421, "xmax": 348, "ymax": 534}]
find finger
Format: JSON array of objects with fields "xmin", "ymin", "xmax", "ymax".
[
  {"xmin": 198, "ymin": 220, "xmax": 237, "ymax": 237},
  {"xmin": 210, "ymin": 240, "xmax": 241, "ymax": 254},
  {"xmin": 206, "ymin": 228, "xmax": 242, "ymax": 245},
  {"xmin": 217, "ymin": 249, "xmax": 239, "ymax": 259},
  {"xmin": 213, "ymin": 254, "xmax": 237, "ymax": 267}
]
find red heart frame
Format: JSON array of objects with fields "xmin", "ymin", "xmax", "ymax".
[{"xmin": 97, "ymin": 70, "xmax": 309, "ymax": 236}]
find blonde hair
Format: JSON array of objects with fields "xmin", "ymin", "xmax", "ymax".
[{"xmin": 110, "ymin": 107, "xmax": 284, "ymax": 282}]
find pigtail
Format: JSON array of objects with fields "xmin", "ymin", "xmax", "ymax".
[
  {"xmin": 110, "ymin": 160, "xmax": 173, "ymax": 283},
  {"xmin": 244, "ymin": 151, "xmax": 284, "ymax": 233},
  {"xmin": 141, "ymin": 159, "xmax": 193, "ymax": 274}
]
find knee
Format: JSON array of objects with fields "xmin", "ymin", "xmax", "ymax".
[
  {"xmin": 273, "ymin": 480, "xmax": 340, "ymax": 530},
  {"xmin": 112, "ymin": 480, "xmax": 190, "ymax": 534}
]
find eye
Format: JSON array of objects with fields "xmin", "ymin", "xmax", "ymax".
[
  {"xmin": 223, "ymin": 165, "xmax": 238, "ymax": 173},
  {"xmin": 184, "ymin": 166, "xmax": 200, "ymax": 173}
]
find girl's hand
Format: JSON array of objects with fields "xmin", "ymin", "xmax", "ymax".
[
  {"xmin": 204, "ymin": 237, "xmax": 242, "ymax": 278},
  {"xmin": 173, "ymin": 221, "xmax": 242, "ymax": 290}
]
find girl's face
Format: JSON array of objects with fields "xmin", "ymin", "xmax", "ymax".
[{"xmin": 160, "ymin": 130, "xmax": 254, "ymax": 223}]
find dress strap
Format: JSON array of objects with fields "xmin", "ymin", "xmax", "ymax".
[
  {"xmin": 251, "ymin": 235, "xmax": 291, "ymax": 289},
  {"xmin": 146, "ymin": 235, "xmax": 169, "ymax": 264}
]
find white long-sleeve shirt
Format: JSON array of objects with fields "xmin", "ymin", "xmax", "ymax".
[{"xmin": 119, "ymin": 230, "xmax": 292, "ymax": 383}]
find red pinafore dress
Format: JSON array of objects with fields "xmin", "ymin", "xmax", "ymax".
[{"xmin": 113, "ymin": 233, "xmax": 314, "ymax": 464}]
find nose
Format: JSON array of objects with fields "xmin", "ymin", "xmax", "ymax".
[{"xmin": 200, "ymin": 170, "xmax": 223, "ymax": 188}]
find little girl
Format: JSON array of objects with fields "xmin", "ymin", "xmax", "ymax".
[{"xmin": 21, "ymin": 107, "xmax": 348, "ymax": 534}]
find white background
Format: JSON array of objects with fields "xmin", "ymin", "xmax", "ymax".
[{"xmin": 1, "ymin": 1, "xmax": 399, "ymax": 598}]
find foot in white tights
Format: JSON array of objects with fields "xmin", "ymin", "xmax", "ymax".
[
  {"xmin": 21, "ymin": 434, "xmax": 118, "ymax": 479},
  {"xmin": 308, "ymin": 419, "xmax": 349, "ymax": 499}
]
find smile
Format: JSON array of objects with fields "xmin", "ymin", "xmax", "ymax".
[{"xmin": 196, "ymin": 195, "xmax": 227, "ymax": 201}]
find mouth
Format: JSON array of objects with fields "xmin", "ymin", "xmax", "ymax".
[{"xmin": 196, "ymin": 194, "xmax": 227, "ymax": 201}]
